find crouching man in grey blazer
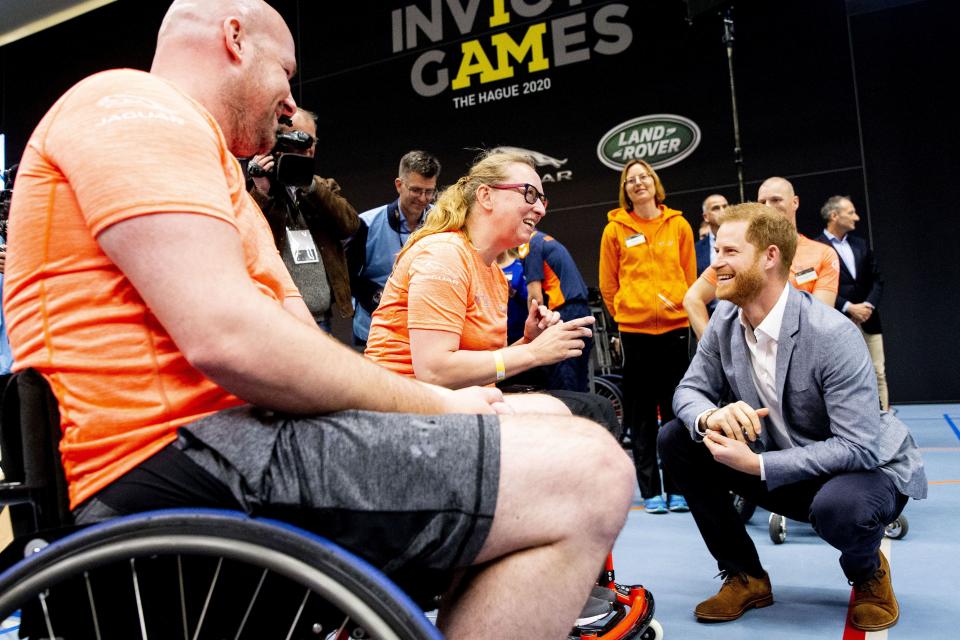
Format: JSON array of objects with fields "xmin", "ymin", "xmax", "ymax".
[{"xmin": 658, "ymin": 203, "xmax": 925, "ymax": 632}]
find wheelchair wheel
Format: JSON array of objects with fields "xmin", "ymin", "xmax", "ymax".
[
  {"xmin": 768, "ymin": 513, "xmax": 787, "ymax": 544},
  {"xmin": 639, "ymin": 617, "xmax": 664, "ymax": 639},
  {"xmin": 884, "ymin": 515, "xmax": 909, "ymax": 540},
  {"xmin": 0, "ymin": 509, "xmax": 441, "ymax": 640},
  {"xmin": 593, "ymin": 375, "xmax": 625, "ymax": 442}
]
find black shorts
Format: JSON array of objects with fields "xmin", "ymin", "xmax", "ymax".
[{"xmin": 74, "ymin": 406, "xmax": 501, "ymax": 597}]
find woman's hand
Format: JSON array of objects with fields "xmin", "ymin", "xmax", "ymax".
[
  {"xmin": 528, "ymin": 315, "xmax": 595, "ymax": 366},
  {"xmin": 522, "ymin": 300, "xmax": 562, "ymax": 342}
]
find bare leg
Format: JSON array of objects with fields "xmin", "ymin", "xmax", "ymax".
[
  {"xmin": 502, "ymin": 392, "xmax": 571, "ymax": 415},
  {"xmin": 437, "ymin": 414, "xmax": 635, "ymax": 639}
]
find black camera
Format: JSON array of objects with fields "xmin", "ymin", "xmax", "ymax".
[{"xmin": 247, "ymin": 131, "xmax": 315, "ymax": 188}]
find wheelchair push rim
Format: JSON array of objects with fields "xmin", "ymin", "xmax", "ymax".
[{"xmin": 0, "ymin": 509, "xmax": 442, "ymax": 640}]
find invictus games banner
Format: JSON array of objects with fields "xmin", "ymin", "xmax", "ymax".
[
  {"xmin": 392, "ymin": 1, "xmax": 633, "ymax": 105},
  {"xmin": 303, "ymin": 1, "xmax": 723, "ymax": 217}
]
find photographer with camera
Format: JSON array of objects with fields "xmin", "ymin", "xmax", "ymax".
[
  {"xmin": 247, "ymin": 109, "xmax": 359, "ymax": 332},
  {"xmin": 0, "ymin": 163, "xmax": 17, "ymax": 376}
]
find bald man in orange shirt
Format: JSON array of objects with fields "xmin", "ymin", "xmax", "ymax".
[{"xmin": 684, "ymin": 177, "xmax": 840, "ymax": 339}]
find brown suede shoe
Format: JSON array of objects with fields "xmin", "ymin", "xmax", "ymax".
[
  {"xmin": 695, "ymin": 571, "xmax": 774, "ymax": 622},
  {"xmin": 850, "ymin": 551, "xmax": 899, "ymax": 631}
]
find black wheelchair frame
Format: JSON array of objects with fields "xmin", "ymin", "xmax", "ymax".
[
  {"xmin": 587, "ymin": 290, "xmax": 626, "ymax": 446},
  {"xmin": 0, "ymin": 370, "xmax": 440, "ymax": 639}
]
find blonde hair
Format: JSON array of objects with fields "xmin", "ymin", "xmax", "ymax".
[
  {"xmin": 399, "ymin": 149, "xmax": 536, "ymax": 259},
  {"xmin": 618, "ymin": 159, "xmax": 666, "ymax": 210},
  {"xmin": 719, "ymin": 202, "xmax": 797, "ymax": 276}
]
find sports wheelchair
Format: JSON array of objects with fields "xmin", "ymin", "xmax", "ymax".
[
  {"xmin": 587, "ymin": 289, "xmax": 626, "ymax": 445},
  {"xmin": 0, "ymin": 370, "xmax": 660, "ymax": 639}
]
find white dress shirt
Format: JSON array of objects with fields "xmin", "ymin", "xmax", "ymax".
[
  {"xmin": 740, "ymin": 284, "xmax": 795, "ymax": 482},
  {"xmin": 695, "ymin": 284, "xmax": 794, "ymax": 481},
  {"xmin": 823, "ymin": 229, "xmax": 856, "ymax": 279}
]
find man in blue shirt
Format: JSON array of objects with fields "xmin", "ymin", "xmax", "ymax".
[{"xmin": 347, "ymin": 151, "xmax": 440, "ymax": 346}]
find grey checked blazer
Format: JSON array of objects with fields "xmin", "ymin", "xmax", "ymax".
[{"xmin": 673, "ymin": 286, "xmax": 926, "ymax": 499}]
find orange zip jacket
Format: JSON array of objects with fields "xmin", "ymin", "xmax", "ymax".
[{"xmin": 599, "ymin": 205, "xmax": 696, "ymax": 335}]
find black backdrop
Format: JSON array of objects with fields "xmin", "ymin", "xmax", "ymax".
[{"xmin": 1, "ymin": 0, "xmax": 957, "ymax": 401}]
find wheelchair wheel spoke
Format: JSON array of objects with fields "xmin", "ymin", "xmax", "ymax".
[
  {"xmin": 191, "ymin": 557, "xmax": 223, "ymax": 640},
  {"xmin": 178, "ymin": 556, "xmax": 189, "ymax": 640},
  {"xmin": 38, "ymin": 590, "xmax": 57, "ymax": 639},
  {"xmin": 283, "ymin": 589, "xmax": 311, "ymax": 640},
  {"xmin": 130, "ymin": 558, "xmax": 149, "ymax": 640},
  {"xmin": 233, "ymin": 568, "xmax": 268, "ymax": 640},
  {"xmin": 84, "ymin": 571, "xmax": 103, "ymax": 640}
]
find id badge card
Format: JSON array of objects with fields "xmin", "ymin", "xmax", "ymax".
[
  {"xmin": 794, "ymin": 267, "xmax": 818, "ymax": 285},
  {"xmin": 625, "ymin": 232, "xmax": 646, "ymax": 248},
  {"xmin": 286, "ymin": 227, "xmax": 320, "ymax": 264}
]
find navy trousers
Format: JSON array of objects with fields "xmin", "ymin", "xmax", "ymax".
[{"xmin": 658, "ymin": 418, "xmax": 908, "ymax": 583}]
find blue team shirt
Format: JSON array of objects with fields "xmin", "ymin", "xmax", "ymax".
[{"xmin": 523, "ymin": 231, "xmax": 589, "ymax": 309}]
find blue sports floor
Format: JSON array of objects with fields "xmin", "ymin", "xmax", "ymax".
[
  {"xmin": 0, "ymin": 405, "xmax": 956, "ymax": 639},
  {"xmin": 611, "ymin": 404, "xmax": 960, "ymax": 639}
]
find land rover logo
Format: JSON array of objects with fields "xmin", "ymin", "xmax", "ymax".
[{"xmin": 596, "ymin": 114, "xmax": 701, "ymax": 171}]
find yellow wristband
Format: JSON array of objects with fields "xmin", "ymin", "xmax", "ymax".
[{"xmin": 493, "ymin": 350, "xmax": 506, "ymax": 382}]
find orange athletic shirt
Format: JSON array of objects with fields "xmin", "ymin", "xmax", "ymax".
[
  {"xmin": 365, "ymin": 232, "xmax": 509, "ymax": 377},
  {"xmin": 3, "ymin": 69, "xmax": 298, "ymax": 509},
  {"xmin": 702, "ymin": 234, "xmax": 840, "ymax": 294},
  {"xmin": 541, "ymin": 264, "xmax": 565, "ymax": 309}
]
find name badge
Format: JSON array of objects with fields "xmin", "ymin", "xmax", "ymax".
[
  {"xmin": 625, "ymin": 232, "xmax": 646, "ymax": 248},
  {"xmin": 286, "ymin": 227, "xmax": 320, "ymax": 264},
  {"xmin": 794, "ymin": 267, "xmax": 818, "ymax": 285}
]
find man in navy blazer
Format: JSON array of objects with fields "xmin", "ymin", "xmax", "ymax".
[
  {"xmin": 815, "ymin": 196, "xmax": 889, "ymax": 410},
  {"xmin": 658, "ymin": 203, "xmax": 925, "ymax": 631},
  {"xmin": 694, "ymin": 193, "xmax": 727, "ymax": 276},
  {"xmin": 693, "ymin": 194, "xmax": 728, "ymax": 319}
]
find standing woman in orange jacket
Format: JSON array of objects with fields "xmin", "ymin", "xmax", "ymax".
[{"xmin": 599, "ymin": 159, "xmax": 696, "ymax": 514}]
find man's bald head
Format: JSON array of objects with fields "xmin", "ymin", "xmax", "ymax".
[
  {"xmin": 156, "ymin": 0, "xmax": 289, "ymax": 46},
  {"xmin": 757, "ymin": 176, "xmax": 800, "ymax": 228},
  {"xmin": 152, "ymin": 0, "xmax": 297, "ymax": 157}
]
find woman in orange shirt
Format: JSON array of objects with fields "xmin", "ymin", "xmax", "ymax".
[
  {"xmin": 599, "ymin": 159, "xmax": 696, "ymax": 514},
  {"xmin": 366, "ymin": 150, "xmax": 593, "ymax": 409}
]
